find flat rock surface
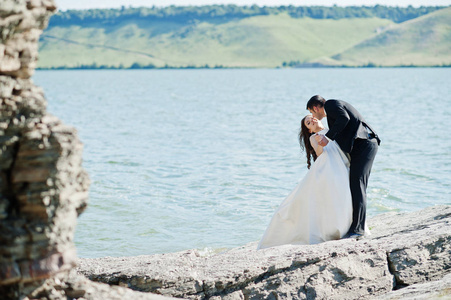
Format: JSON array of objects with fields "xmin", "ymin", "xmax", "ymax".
[
  {"xmin": 377, "ymin": 273, "xmax": 451, "ymax": 300},
  {"xmin": 78, "ymin": 205, "xmax": 451, "ymax": 299}
]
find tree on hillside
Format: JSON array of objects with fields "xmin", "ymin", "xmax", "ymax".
[{"xmin": 48, "ymin": 5, "xmax": 447, "ymax": 27}]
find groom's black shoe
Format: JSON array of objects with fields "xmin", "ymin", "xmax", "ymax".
[{"xmin": 343, "ymin": 232, "xmax": 365, "ymax": 240}]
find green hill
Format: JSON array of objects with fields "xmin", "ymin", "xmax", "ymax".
[
  {"xmin": 325, "ymin": 6, "xmax": 451, "ymax": 66},
  {"xmin": 37, "ymin": 5, "xmax": 450, "ymax": 68},
  {"xmin": 37, "ymin": 15, "xmax": 393, "ymax": 68}
]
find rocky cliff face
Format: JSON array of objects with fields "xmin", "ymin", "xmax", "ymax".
[
  {"xmin": 0, "ymin": 2, "xmax": 178, "ymax": 299},
  {"xmin": 0, "ymin": 0, "xmax": 90, "ymax": 298},
  {"xmin": 79, "ymin": 205, "xmax": 451, "ymax": 299}
]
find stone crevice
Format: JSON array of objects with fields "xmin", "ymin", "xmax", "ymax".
[
  {"xmin": 385, "ymin": 250, "xmax": 405, "ymax": 291},
  {"xmin": 201, "ymin": 263, "xmax": 301, "ymax": 298}
]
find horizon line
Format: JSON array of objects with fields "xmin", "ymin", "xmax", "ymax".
[{"xmin": 57, "ymin": 3, "xmax": 450, "ymax": 11}]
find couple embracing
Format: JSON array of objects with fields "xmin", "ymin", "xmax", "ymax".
[{"xmin": 258, "ymin": 95, "xmax": 380, "ymax": 249}]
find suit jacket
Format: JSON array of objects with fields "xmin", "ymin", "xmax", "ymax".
[{"xmin": 324, "ymin": 99, "xmax": 380, "ymax": 154}]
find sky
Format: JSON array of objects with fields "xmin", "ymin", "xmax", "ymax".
[{"xmin": 56, "ymin": 0, "xmax": 451, "ymax": 10}]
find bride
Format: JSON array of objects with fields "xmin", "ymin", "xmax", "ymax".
[{"xmin": 258, "ymin": 115, "xmax": 353, "ymax": 249}]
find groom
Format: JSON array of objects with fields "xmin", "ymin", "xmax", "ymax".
[{"xmin": 306, "ymin": 95, "xmax": 380, "ymax": 239}]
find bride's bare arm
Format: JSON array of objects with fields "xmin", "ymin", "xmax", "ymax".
[{"xmin": 310, "ymin": 134, "xmax": 323, "ymax": 157}]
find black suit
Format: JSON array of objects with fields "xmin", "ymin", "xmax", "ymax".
[{"xmin": 324, "ymin": 99, "xmax": 380, "ymax": 235}]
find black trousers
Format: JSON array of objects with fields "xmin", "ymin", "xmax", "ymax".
[{"xmin": 348, "ymin": 137, "xmax": 378, "ymax": 235}]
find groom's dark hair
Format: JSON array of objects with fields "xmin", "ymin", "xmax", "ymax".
[{"xmin": 306, "ymin": 95, "xmax": 326, "ymax": 110}]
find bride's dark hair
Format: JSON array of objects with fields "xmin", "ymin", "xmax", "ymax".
[{"xmin": 299, "ymin": 116, "xmax": 317, "ymax": 169}]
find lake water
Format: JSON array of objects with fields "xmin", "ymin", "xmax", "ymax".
[{"xmin": 33, "ymin": 68, "xmax": 451, "ymax": 258}]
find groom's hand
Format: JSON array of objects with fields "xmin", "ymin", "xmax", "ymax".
[{"xmin": 315, "ymin": 134, "xmax": 329, "ymax": 147}]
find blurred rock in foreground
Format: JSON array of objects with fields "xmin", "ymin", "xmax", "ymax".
[
  {"xmin": 0, "ymin": 0, "xmax": 87, "ymax": 298},
  {"xmin": 79, "ymin": 205, "xmax": 451, "ymax": 299},
  {"xmin": 0, "ymin": 1, "xmax": 175, "ymax": 299}
]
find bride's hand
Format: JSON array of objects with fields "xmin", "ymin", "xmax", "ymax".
[
  {"xmin": 314, "ymin": 134, "xmax": 321, "ymax": 143},
  {"xmin": 315, "ymin": 134, "xmax": 329, "ymax": 147}
]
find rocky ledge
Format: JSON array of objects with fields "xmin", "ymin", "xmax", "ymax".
[
  {"xmin": 78, "ymin": 205, "xmax": 451, "ymax": 299},
  {"xmin": 21, "ymin": 269, "xmax": 177, "ymax": 300}
]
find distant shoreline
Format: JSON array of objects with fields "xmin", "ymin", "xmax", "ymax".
[{"xmin": 36, "ymin": 65, "xmax": 451, "ymax": 70}]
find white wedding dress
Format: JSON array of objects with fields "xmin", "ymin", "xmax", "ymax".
[{"xmin": 258, "ymin": 129, "xmax": 353, "ymax": 249}]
